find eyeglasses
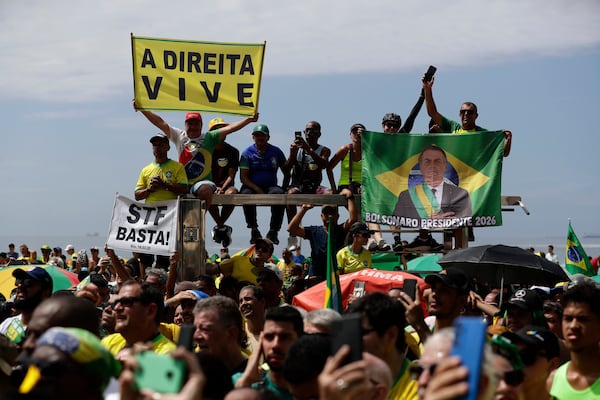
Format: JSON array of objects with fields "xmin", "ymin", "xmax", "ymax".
[
  {"xmin": 384, "ymin": 122, "xmax": 400, "ymax": 129},
  {"xmin": 499, "ymin": 369, "xmax": 524, "ymax": 386},
  {"xmin": 409, "ymin": 362, "xmax": 438, "ymax": 380},
  {"xmin": 459, "ymin": 109, "xmax": 475, "ymax": 115},
  {"xmin": 113, "ymin": 296, "xmax": 143, "ymax": 308}
]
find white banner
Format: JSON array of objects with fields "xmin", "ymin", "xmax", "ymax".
[{"xmin": 107, "ymin": 194, "xmax": 179, "ymax": 256}]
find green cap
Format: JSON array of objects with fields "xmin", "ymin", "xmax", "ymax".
[{"xmin": 252, "ymin": 124, "xmax": 270, "ymax": 136}]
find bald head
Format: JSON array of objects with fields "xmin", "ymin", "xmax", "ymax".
[{"xmin": 364, "ymin": 352, "xmax": 393, "ymax": 399}]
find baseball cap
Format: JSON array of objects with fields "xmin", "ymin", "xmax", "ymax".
[
  {"xmin": 254, "ymin": 238, "xmax": 275, "ymax": 254},
  {"xmin": 349, "ymin": 222, "xmax": 374, "ymax": 236},
  {"xmin": 29, "ymin": 327, "xmax": 121, "ymax": 392},
  {"xmin": 208, "ymin": 117, "xmax": 228, "ymax": 131},
  {"xmin": 185, "ymin": 112, "xmax": 202, "ymax": 122},
  {"xmin": 252, "ymin": 124, "xmax": 270, "ymax": 136},
  {"xmin": 186, "ymin": 289, "xmax": 210, "ymax": 300},
  {"xmin": 350, "ymin": 123, "xmax": 366, "ymax": 132},
  {"xmin": 252, "ymin": 262, "xmax": 284, "ymax": 282},
  {"xmin": 53, "ymin": 246, "xmax": 62, "ymax": 253},
  {"xmin": 150, "ymin": 133, "xmax": 169, "ymax": 144},
  {"xmin": 288, "ymin": 245, "xmax": 297, "ymax": 252},
  {"xmin": 501, "ymin": 288, "xmax": 543, "ymax": 312},
  {"xmin": 503, "ymin": 325, "xmax": 560, "ymax": 362},
  {"xmin": 382, "ymin": 113, "xmax": 401, "ymax": 124},
  {"xmin": 13, "ymin": 267, "xmax": 53, "ymax": 291},
  {"xmin": 65, "ymin": 244, "xmax": 74, "ymax": 251},
  {"xmin": 40, "ymin": 245, "xmax": 51, "ymax": 251},
  {"xmin": 425, "ymin": 269, "xmax": 470, "ymax": 294}
]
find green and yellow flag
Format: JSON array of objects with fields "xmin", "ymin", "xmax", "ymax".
[
  {"xmin": 361, "ymin": 132, "xmax": 504, "ymax": 230},
  {"xmin": 324, "ymin": 216, "xmax": 342, "ymax": 312},
  {"xmin": 131, "ymin": 35, "xmax": 265, "ymax": 116},
  {"xmin": 565, "ymin": 221, "xmax": 593, "ymax": 276}
]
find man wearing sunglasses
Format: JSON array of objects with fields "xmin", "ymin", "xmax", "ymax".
[
  {"xmin": 422, "ymin": 75, "xmax": 512, "ymax": 157},
  {"xmin": 101, "ymin": 280, "xmax": 176, "ymax": 357},
  {"xmin": 0, "ymin": 267, "xmax": 53, "ymax": 347},
  {"xmin": 501, "ymin": 326, "xmax": 560, "ymax": 400}
]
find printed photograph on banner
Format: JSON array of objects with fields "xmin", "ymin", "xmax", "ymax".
[
  {"xmin": 131, "ymin": 35, "xmax": 265, "ymax": 116},
  {"xmin": 361, "ymin": 131, "xmax": 504, "ymax": 230},
  {"xmin": 106, "ymin": 194, "xmax": 179, "ymax": 256}
]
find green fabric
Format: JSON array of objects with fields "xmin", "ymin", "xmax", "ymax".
[
  {"xmin": 361, "ymin": 131, "xmax": 504, "ymax": 229},
  {"xmin": 565, "ymin": 222, "xmax": 594, "ymax": 276}
]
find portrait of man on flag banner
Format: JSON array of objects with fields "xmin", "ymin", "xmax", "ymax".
[{"xmin": 361, "ymin": 131, "xmax": 505, "ymax": 230}]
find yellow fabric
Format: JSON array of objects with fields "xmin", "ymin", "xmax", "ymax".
[
  {"xmin": 220, "ymin": 255, "xmax": 259, "ymax": 285},
  {"xmin": 159, "ymin": 322, "xmax": 180, "ymax": 344},
  {"xmin": 101, "ymin": 332, "xmax": 176, "ymax": 355},
  {"xmin": 132, "ymin": 36, "xmax": 265, "ymax": 116},
  {"xmin": 387, "ymin": 359, "xmax": 418, "ymax": 400},
  {"xmin": 336, "ymin": 246, "xmax": 372, "ymax": 274},
  {"xmin": 135, "ymin": 159, "xmax": 188, "ymax": 203}
]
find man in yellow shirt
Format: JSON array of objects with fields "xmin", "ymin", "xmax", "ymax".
[
  {"xmin": 101, "ymin": 280, "xmax": 176, "ymax": 357},
  {"xmin": 347, "ymin": 292, "xmax": 418, "ymax": 399}
]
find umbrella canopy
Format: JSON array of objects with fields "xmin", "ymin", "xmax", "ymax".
[
  {"xmin": 438, "ymin": 244, "xmax": 570, "ymax": 287},
  {"xmin": 407, "ymin": 254, "xmax": 443, "ymax": 274},
  {"xmin": 292, "ymin": 268, "xmax": 427, "ymax": 312},
  {"xmin": 371, "ymin": 253, "xmax": 403, "ymax": 271},
  {"xmin": 0, "ymin": 264, "xmax": 80, "ymax": 299}
]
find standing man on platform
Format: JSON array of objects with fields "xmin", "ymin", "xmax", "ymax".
[{"xmin": 133, "ymin": 101, "xmax": 257, "ymax": 213}]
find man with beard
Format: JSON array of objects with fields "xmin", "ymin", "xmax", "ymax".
[
  {"xmin": 101, "ymin": 280, "xmax": 175, "ymax": 358},
  {"xmin": 234, "ymin": 306, "xmax": 304, "ymax": 399},
  {"xmin": 0, "ymin": 267, "xmax": 53, "ymax": 346},
  {"xmin": 238, "ymin": 285, "xmax": 266, "ymax": 355}
]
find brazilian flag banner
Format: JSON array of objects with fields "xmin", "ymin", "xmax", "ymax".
[
  {"xmin": 362, "ymin": 131, "xmax": 504, "ymax": 230},
  {"xmin": 565, "ymin": 222, "xmax": 594, "ymax": 276}
]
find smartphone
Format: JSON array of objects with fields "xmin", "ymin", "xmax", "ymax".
[
  {"xmin": 331, "ymin": 313, "xmax": 363, "ymax": 366},
  {"xmin": 402, "ymin": 279, "xmax": 417, "ymax": 300},
  {"xmin": 352, "ymin": 281, "xmax": 366, "ymax": 298},
  {"xmin": 134, "ymin": 351, "xmax": 185, "ymax": 394},
  {"xmin": 423, "ymin": 65, "xmax": 437, "ymax": 83},
  {"xmin": 294, "ymin": 131, "xmax": 302, "ymax": 140},
  {"xmin": 178, "ymin": 324, "xmax": 194, "ymax": 352},
  {"xmin": 450, "ymin": 317, "xmax": 487, "ymax": 400}
]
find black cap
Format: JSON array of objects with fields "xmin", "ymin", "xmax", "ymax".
[
  {"xmin": 425, "ymin": 269, "xmax": 470, "ymax": 294},
  {"xmin": 502, "ymin": 289, "xmax": 543, "ymax": 312},
  {"xmin": 502, "ymin": 325, "xmax": 560, "ymax": 360},
  {"xmin": 13, "ymin": 267, "xmax": 53, "ymax": 291},
  {"xmin": 349, "ymin": 222, "xmax": 374, "ymax": 236},
  {"xmin": 150, "ymin": 133, "xmax": 169, "ymax": 144}
]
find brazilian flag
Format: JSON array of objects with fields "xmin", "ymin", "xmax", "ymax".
[
  {"xmin": 566, "ymin": 222, "xmax": 593, "ymax": 276},
  {"xmin": 323, "ymin": 216, "xmax": 342, "ymax": 312},
  {"xmin": 362, "ymin": 131, "xmax": 504, "ymax": 229}
]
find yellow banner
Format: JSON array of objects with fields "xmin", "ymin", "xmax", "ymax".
[{"xmin": 131, "ymin": 35, "xmax": 265, "ymax": 116}]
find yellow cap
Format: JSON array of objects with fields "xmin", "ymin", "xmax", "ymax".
[{"xmin": 208, "ymin": 117, "xmax": 228, "ymax": 131}]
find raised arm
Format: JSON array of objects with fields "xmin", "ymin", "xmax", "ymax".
[
  {"xmin": 400, "ymin": 92, "xmax": 425, "ymax": 133},
  {"xmin": 287, "ymin": 204, "xmax": 313, "ymax": 238},
  {"xmin": 422, "ymin": 76, "xmax": 443, "ymax": 127},
  {"xmin": 133, "ymin": 100, "xmax": 171, "ymax": 138},
  {"xmin": 217, "ymin": 113, "xmax": 259, "ymax": 141}
]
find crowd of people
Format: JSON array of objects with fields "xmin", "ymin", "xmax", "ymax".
[
  {"xmin": 1, "ymin": 240, "xmax": 599, "ymax": 399},
  {"xmin": 4, "ymin": 70, "xmax": 599, "ymax": 400}
]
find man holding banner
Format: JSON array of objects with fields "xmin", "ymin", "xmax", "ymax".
[{"xmin": 133, "ymin": 102, "xmax": 257, "ymax": 213}]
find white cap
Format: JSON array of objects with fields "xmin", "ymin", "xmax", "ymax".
[
  {"xmin": 65, "ymin": 244, "xmax": 75, "ymax": 251},
  {"xmin": 252, "ymin": 262, "xmax": 284, "ymax": 281}
]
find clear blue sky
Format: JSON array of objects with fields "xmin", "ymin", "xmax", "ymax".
[{"xmin": 1, "ymin": 1, "xmax": 599, "ymax": 257}]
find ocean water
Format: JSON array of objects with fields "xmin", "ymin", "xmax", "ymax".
[{"xmin": 3, "ymin": 231, "xmax": 599, "ymax": 271}]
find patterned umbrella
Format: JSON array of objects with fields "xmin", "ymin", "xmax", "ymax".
[{"xmin": 0, "ymin": 264, "xmax": 80, "ymax": 299}]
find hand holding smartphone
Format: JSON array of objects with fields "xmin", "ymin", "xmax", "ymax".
[
  {"xmin": 450, "ymin": 317, "xmax": 487, "ymax": 400},
  {"xmin": 331, "ymin": 313, "xmax": 363, "ymax": 366}
]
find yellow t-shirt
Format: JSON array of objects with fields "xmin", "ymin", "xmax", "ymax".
[
  {"xmin": 220, "ymin": 255, "xmax": 259, "ymax": 285},
  {"xmin": 101, "ymin": 332, "xmax": 176, "ymax": 355},
  {"xmin": 135, "ymin": 159, "xmax": 188, "ymax": 203},
  {"xmin": 336, "ymin": 246, "xmax": 372, "ymax": 274},
  {"xmin": 387, "ymin": 358, "xmax": 418, "ymax": 400}
]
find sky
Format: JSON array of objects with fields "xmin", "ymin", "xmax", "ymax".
[{"xmin": 1, "ymin": 0, "xmax": 599, "ymax": 258}]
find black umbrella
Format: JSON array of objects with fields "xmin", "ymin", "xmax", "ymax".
[{"xmin": 438, "ymin": 244, "xmax": 570, "ymax": 289}]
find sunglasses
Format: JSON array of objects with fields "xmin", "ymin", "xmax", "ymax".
[
  {"xmin": 384, "ymin": 122, "xmax": 400, "ymax": 128},
  {"xmin": 409, "ymin": 362, "xmax": 438, "ymax": 380},
  {"xmin": 255, "ymin": 246, "xmax": 270, "ymax": 253},
  {"xmin": 112, "ymin": 296, "xmax": 144, "ymax": 308},
  {"xmin": 459, "ymin": 109, "xmax": 476, "ymax": 115},
  {"xmin": 500, "ymin": 369, "xmax": 524, "ymax": 386}
]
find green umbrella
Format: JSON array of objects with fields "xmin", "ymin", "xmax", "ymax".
[{"xmin": 407, "ymin": 254, "xmax": 443, "ymax": 273}]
